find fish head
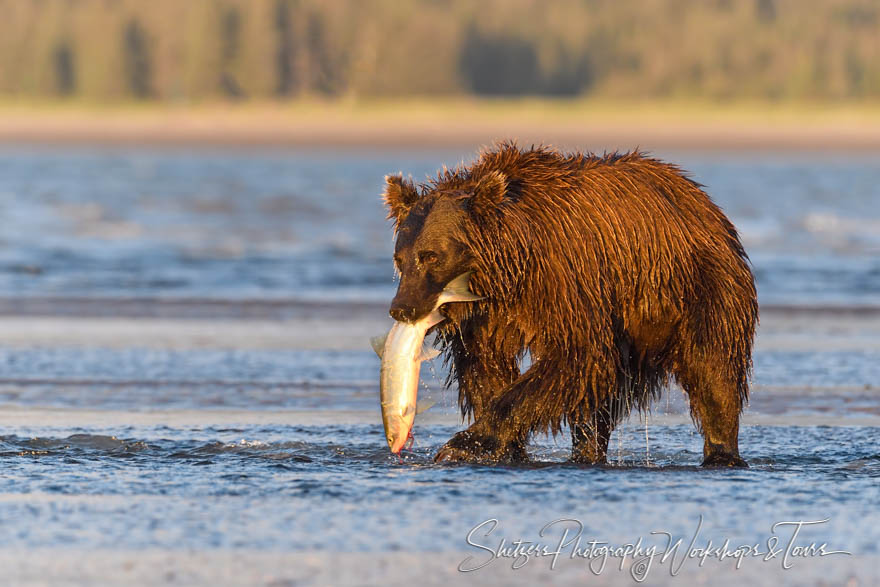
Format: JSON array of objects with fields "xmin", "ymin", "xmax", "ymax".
[
  {"xmin": 388, "ymin": 426, "xmax": 410, "ymax": 454},
  {"xmin": 385, "ymin": 404, "xmax": 416, "ymax": 453},
  {"xmin": 388, "ymin": 193, "xmax": 474, "ymax": 323}
]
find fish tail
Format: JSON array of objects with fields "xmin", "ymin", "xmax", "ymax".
[{"xmin": 441, "ymin": 272, "xmax": 484, "ymax": 303}]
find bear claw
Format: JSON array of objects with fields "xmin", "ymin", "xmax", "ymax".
[
  {"xmin": 434, "ymin": 430, "xmax": 527, "ymax": 464},
  {"xmin": 701, "ymin": 452, "xmax": 749, "ymax": 468},
  {"xmin": 434, "ymin": 445, "xmax": 480, "ymax": 463}
]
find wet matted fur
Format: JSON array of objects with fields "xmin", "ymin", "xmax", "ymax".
[{"xmin": 383, "ymin": 141, "xmax": 758, "ymax": 467}]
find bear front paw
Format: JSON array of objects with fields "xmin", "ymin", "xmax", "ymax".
[
  {"xmin": 701, "ymin": 451, "xmax": 749, "ymax": 468},
  {"xmin": 434, "ymin": 429, "xmax": 527, "ymax": 464}
]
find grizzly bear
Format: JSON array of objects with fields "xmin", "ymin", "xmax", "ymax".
[{"xmin": 383, "ymin": 142, "xmax": 758, "ymax": 467}]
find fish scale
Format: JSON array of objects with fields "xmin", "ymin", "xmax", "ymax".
[{"xmin": 371, "ymin": 273, "xmax": 483, "ymax": 453}]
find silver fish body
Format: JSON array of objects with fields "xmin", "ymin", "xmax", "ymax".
[
  {"xmin": 371, "ymin": 273, "xmax": 483, "ymax": 453},
  {"xmin": 375, "ymin": 310, "xmax": 443, "ymax": 453}
]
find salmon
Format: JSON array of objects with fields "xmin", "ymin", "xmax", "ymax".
[{"xmin": 371, "ymin": 272, "xmax": 482, "ymax": 453}]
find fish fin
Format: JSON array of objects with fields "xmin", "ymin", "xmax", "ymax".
[
  {"xmin": 418, "ymin": 344, "xmax": 440, "ymax": 362},
  {"xmin": 423, "ymin": 310, "xmax": 447, "ymax": 330},
  {"xmin": 441, "ymin": 272, "xmax": 485, "ymax": 303},
  {"xmin": 416, "ymin": 399, "xmax": 436, "ymax": 415},
  {"xmin": 370, "ymin": 333, "xmax": 387, "ymax": 358}
]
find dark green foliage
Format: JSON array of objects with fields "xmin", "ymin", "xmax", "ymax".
[
  {"xmin": 220, "ymin": 7, "xmax": 245, "ymax": 99},
  {"xmin": 53, "ymin": 42, "xmax": 76, "ymax": 96},
  {"xmin": 459, "ymin": 29, "xmax": 592, "ymax": 97},
  {"xmin": 274, "ymin": 0, "xmax": 297, "ymax": 97},
  {"xmin": 221, "ymin": 7, "xmax": 241, "ymax": 63},
  {"xmin": 123, "ymin": 19, "xmax": 153, "ymax": 99},
  {"xmin": 2, "ymin": 0, "xmax": 878, "ymax": 102},
  {"xmin": 306, "ymin": 12, "xmax": 340, "ymax": 96},
  {"xmin": 459, "ymin": 28, "xmax": 542, "ymax": 96}
]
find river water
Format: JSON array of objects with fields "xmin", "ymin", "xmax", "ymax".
[{"xmin": 0, "ymin": 145, "xmax": 877, "ymax": 585}]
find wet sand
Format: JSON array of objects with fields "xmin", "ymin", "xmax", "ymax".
[
  {"xmin": 0, "ymin": 549, "xmax": 873, "ymax": 586},
  {"xmin": 0, "ymin": 299, "xmax": 877, "ymax": 352},
  {"xmin": 2, "ymin": 104, "xmax": 880, "ymax": 151},
  {"xmin": 0, "ymin": 300, "xmax": 877, "ymax": 428}
]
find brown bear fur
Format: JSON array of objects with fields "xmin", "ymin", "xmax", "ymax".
[{"xmin": 383, "ymin": 142, "xmax": 758, "ymax": 467}]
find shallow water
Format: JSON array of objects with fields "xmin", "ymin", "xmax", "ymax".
[
  {"xmin": 0, "ymin": 423, "xmax": 877, "ymax": 555},
  {"xmin": 0, "ymin": 146, "xmax": 877, "ymax": 584},
  {"xmin": 0, "ymin": 338, "xmax": 877, "ymax": 567}
]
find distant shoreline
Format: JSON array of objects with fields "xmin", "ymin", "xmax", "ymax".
[{"xmin": 1, "ymin": 101, "xmax": 880, "ymax": 151}]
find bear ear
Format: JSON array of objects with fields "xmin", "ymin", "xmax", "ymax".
[
  {"xmin": 469, "ymin": 170, "xmax": 507, "ymax": 218},
  {"xmin": 383, "ymin": 174, "xmax": 420, "ymax": 226}
]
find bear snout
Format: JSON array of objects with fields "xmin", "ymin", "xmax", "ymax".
[{"xmin": 389, "ymin": 304, "xmax": 418, "ymax": 322}]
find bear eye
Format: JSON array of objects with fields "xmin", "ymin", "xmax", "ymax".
[{"xmin": 418, "ymin": 251, "xmax": 438, "ymax": 265}]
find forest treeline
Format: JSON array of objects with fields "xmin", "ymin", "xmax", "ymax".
[{"xmin": 1, "ymin": 0, "xmax": 878, "ymax": 103}]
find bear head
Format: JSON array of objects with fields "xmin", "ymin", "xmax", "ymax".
[{"xmin": 382, "ymin": 170, "xmax": 507, "ymax": 323}]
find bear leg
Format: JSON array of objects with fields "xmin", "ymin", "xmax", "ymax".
[
  {"xmin": 678, "ymin": 360, "xmax": 748, "ymax": 468},
  {"xmin": 435, "ymin": 357, "xmax": 587, "ymax": 464},
  {"xmin": 438, "ymin": 315, "xmax": 521, "ymax": 425},
  {"xmin": 433, "ymin": 427, "xmax": 528, "ymax": 464},
  {"xmin": 699, "ymin": 408, "xmax": 748, "ymax": 468},
  {"xmin": 570, "ymin": 407, "xmax": 612, "ymax": 464}
]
